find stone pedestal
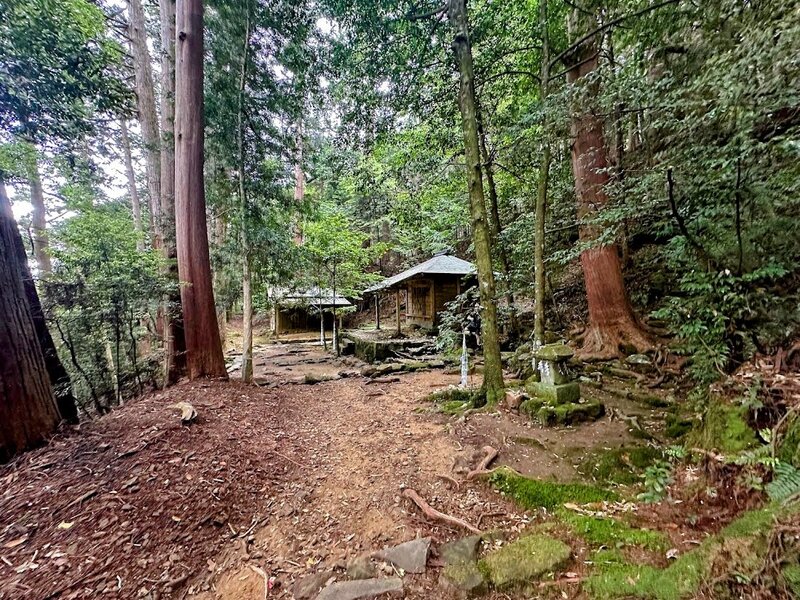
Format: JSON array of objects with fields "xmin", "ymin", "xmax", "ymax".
[
  {"xmin": 521, "ymin": 343, "xmax": 604, "ymax": 426},
  {"xmin": 531, "ymin": 343, "xmax": 580, "ymax": 403}
]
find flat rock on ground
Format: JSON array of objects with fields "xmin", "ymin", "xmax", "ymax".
[
  {"xmin": 440, "ymin": 535, "xmax": 482, "ymax": 566},
  {"xmin": 374, "ymin": 537, "xmax": 431, "ymax": 573},
  {"xmin": 293, "ymin": 571, "xmax": 335, "ymax": 599},
  {"xmin": 315, "ymin": 577, "xmax": 403, "ymax": 600}
]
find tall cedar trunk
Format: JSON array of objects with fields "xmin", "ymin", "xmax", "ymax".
[
  {"xmin": 476, "ymin": 112, "xmax": 516, "ymax": 334},
  {"xmin": 567, "ymin": 11, "xmax": 652, "ymax": 358},
  {"xmin": 238, "ymin": 11, "xmax": 253, "ymax": 383},
  {"xmin": 447, "ymin": 0, "xmax": 504, "ymax": 403},
  {"xmin": 0, "ymin": 180, "xmax": 61, "ymax": 463},
  {"xmin": 175, "ymin": 0, "xmax": 227, "ymax": 379},
  {"xmin": 1, "ymin": 181, "xmax": 78, "ymax": 423},
  {"xmin": 119, "ymin": 120, "xmax": 145, "ymax": 251},
  {"xmin": 293, "ymin": 120, "xmax": 304, "ymax": 245},
  {"xmin": 533, "ymin": 0, "xmax": 551, "ymax": 350},
  {"xmin": 27, "ymin": 155, "xmax": 51, "ymax": 275},
  {"xmin": 159, "ymin": 0, "xmax": 186, "ymax": 383},
  {"xmin": 128, "ymin": 0, "xmax": 162, "ymax": 245}
]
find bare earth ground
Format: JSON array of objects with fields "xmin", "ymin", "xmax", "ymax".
[{"xmin": 1, "ymin": 340, "xmax": 682, "ymax": 600}]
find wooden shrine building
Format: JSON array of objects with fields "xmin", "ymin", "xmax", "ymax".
[{"xmin": 364, "ymin": 254, "xmax": 476, "ymax": 333}]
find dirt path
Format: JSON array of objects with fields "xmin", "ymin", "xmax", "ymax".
[{"xmin": 1, "ymin": 341, "xmax": 653, "ymax": 600}]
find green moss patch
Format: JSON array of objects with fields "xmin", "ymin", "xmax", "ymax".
[
  {"xmin": 688, "ymin": 395, "xmax": 757, "ymax": 454},
  {"xmin": 583, "ymin": 502, "xmax": 796, "ymax": 599},
  {"xmin": 664, "ymin": 414, "xmax": 693, "ymax": 439},
  {"xmin": 488, "ymin": 467, "xmax": 618, "ymax": 510},
  {"xmin": 578, "ymin": 446, "xmax": 664, "ymax": 486},
  {"xmin": 478, "ymin": 534, "xmax": 571, "ymax": 589},
  {"xmin": 425, "ymin": 387, "xmax": 486, "ymax": 414},
  {"xmin": 558, "ymin": 510, "xmax": 669, "ymax": 551}
]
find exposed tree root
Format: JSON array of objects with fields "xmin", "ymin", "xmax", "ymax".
[
  {"xmin": 575, "ymin": 321, "xmax": 655, "ymax": 361},
  {"xmin": 402, "ymin": 488, "xmax": 482, "ymax": 534},
  {"xmin": 467, "ymin": 446, "xmax": 498, "ymax": 480}
]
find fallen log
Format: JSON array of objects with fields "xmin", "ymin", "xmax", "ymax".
[{"xmin": 402, "ymin": 488, "xmax": 482, "ymax": 534}]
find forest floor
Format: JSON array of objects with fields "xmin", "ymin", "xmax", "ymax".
[{"xmin": 0, "ymin": 338, "xmax": 767, "ymax": 600}]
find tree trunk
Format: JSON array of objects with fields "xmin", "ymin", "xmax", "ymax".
[
  {"xmin": 566, "ymin": 10, "xmax": 651, "ymax": 358},
  {"xmin": 27, "ymin": 155, "xmax": 51, "ymax": 275},
  {"xmin": 2, "ymin": 180, "xmax": 78, "ymax": 423},
  {"xmin": 128, "ymin": 0, "xmax": 162, "ymax": 245},
  {"xmin": 447, "ymin": 0, "xmax": 504, "ymax": 403},
  {"xmin": 175, "ymin": 0, "xmax": 227, "ymax": 379},
  {"xmin": 533, "ymin": 0, "xmax": 551, "ymax": 351},
  {"xmin": 238, "ymin": 11, "xmax": 253, "ymax": 383},
  {"xmin": 293, "ymin": 120, "xmax": 304, "ymax": 245},
  {"xmin": 0, "ymin": 179, "xmax": 61, "ymax": 463},
  {"xmin": 159, "ymin": 0, "xmax": 186, "ymax": 383},
  {"xmin": 119, "ymin": 120, "xmax": 145, "ymax": 251}
]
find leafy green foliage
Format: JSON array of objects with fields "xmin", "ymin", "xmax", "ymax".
[
  {"xmin": 766, "ymin": 462, "xmax": 800, "ymax": 503},
  {"xmin": 44, "ymin": 204, "xmax": 168, "ymax": 412},
  {"xmin": 0, "ymin": 0, "xmax": 130, "ymax": 145}
]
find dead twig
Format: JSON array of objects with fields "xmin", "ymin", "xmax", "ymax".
[
  {"xmin": 467, "ymin": 446, "xmax": 498, "ymax": 480},
  {"xmin": 65, "ymin": 486, "xmax": 99, "ymax": 510},
  {"xmin": 476, "ymin": 511, "xmax": 505, "ymax": 527},
  {"xmin": 436, "ymin": 474, "xmax": 461, "ymax": 490},
  {"xmin": 247, "ymin": 564, "xmax": 269, "ymax": 600},
  {"xmin": 402, "ymin": 488, "xmax": 482, "ymax": 534}
]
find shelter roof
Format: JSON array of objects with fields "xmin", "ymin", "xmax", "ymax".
[{"xmin": 364, "ymin": 254, "xmax": 475, "ymax": 294}]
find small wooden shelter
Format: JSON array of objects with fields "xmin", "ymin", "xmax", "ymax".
[
  {"xmin": 270, "ymin": 287, "xmax": 352, "ymax": 334},
  {"xmin": 364, "ymin": 253, "xmax": 476, "ymax": 332}
]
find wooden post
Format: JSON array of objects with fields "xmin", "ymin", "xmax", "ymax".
[
  {"xmin": 375, "ymin": 294, "xmax": 381, "ymax": 330},
  {"xmin": 395, "ymin": 288, "xmax": 401, "ymax": 335}
]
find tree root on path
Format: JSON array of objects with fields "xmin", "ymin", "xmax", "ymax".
[
  {"xmin": 402, "ymin": 488, "xmax": 482, "ymax": 534},
  {"xmin": 467, "ymin": 446, "xmax": 498, "ymax": 480},
  {"xmin": 436, "ymin": 474, "xmax": 461, "ymax": 489}
]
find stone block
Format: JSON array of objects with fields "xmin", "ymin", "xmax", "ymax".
[{"xmin": 526, "ymin": 381, "xmax": 580, "ymax": 405}]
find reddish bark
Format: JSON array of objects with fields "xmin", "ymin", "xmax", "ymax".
[
  {"xmin": 159, "ymin": 0, "xmax": 187, "ymax": 384},
  {"xmin": 568, "ymin": 40, "xmax": 652, "ymax": 359},
  {"xmin": 1, "ymin": 181, "xmax": 61, "ymax": 462},
  {"xmin": 174, "ymin": 0, "xmax": 226, "ymax": 379},
  {"xmin": 1, "ymin": 182, "xmax": 78, "ymax": 423}
]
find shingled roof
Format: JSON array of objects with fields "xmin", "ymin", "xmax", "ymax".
[{"xmin": 364, "ymin": 254, "xmax": 476, "ymax": 293}]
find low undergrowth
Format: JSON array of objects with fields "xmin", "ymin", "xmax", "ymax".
[{"xmin": 578, "ymin": 446, "xmax": 665, "ymax": 486}]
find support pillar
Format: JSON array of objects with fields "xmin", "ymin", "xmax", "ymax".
[
  {"xmin": 395, "ymin": 288, "xmax": 401, "ymax": 335},
  {"xmin": 375, "ymin": 294, "xmax": 381, "ymax": 330}
]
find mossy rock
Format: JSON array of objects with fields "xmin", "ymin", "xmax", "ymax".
[
  {"xmin": 488, "ymin": 467, "xmax": 618, "ymax": 510},
  {"xmin": 508, "ymin": 343, "xmax": 534, "ymax": 379},
  {"xmin": 535, "ymin": 401, "xmax": 605, "ymax": 426},
  {"xmin": 688, "ymin": 395, "xmax": 757, "ymax": 454},
  {"xmin": 426, "ymin": 388, "xmax": 486, "ymax": 413},
  {"xmin": 519, "ymin": 398, "xmax": 544, "ymax": 418},
  {"xmin": 478, "ymin": 534, "xmax": 571, "ymax": 589},
  {"xmin": 441, "ymin": 563, "xmax": 487, "ymax": 597},
  {"xmin": 401, "ymin": 360, "xmax": 429, "ymax": 372}
]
